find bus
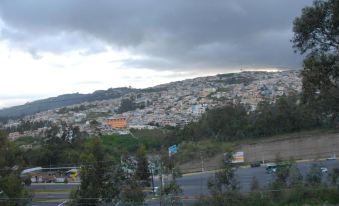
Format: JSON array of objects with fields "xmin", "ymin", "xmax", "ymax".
[{"xmin": 21, "ymin": 167, "xmax": 80, "ymax": 183}]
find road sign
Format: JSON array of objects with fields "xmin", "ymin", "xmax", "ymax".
[{"xmin": 168, "ymin": 145, "xmax": 177, "ymax": 156}]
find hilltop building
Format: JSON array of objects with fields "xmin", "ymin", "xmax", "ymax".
[{"xmin": 107, "ymin": 117, "xmax": 128, "ymax": 129}]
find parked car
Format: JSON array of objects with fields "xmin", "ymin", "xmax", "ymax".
[{"xmin": 250, "ymin": 162, "xmax": 261, "ymax": 168}]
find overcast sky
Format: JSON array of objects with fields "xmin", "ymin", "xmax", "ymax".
[{"xmin": 0, "ymin": 0, "xmax": 312, "ymax": 108}]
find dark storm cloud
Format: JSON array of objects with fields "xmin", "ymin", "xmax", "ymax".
[{"xmin": 0, "ymin": 0, "xmax": 313, "ymax": 70}]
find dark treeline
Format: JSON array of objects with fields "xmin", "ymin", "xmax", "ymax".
[
  {"xmin": 22, "ymin": 124, "xmax": 88, "ymax": 167},
  {"xmin": 172, "ymin": 95, "xmax": 331, "ymax": 144},
  {"xmin": 0, "ymin": 128, "xmax": 151, "ymax": 206},
  {"xmin": 56, "ymin": 104, "xmax": 90, "ymax": 114},
  {"xmin": 0, "ymin": 131, "xmax": 31, "ymax": 206},
  {"xmin": 117, "ymin": 97, "xmax": 148, "ymax": 114}
]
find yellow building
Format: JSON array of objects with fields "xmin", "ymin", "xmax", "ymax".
[{"xmin": 107, "ymin": 117, "xmax": 128, "ymax": 129}]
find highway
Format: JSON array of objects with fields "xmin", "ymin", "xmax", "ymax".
[
  {"xmin": 29, "ymin": 159, "xmax": 339, "ymax": 205},
  {"xmin": 177, "ymin": 159, "xmax": 339, "ymax": 196}
]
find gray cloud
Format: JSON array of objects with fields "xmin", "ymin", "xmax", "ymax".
[{"xmin": 0, "ymin": 0, "xmax": 313, "ymax": 71}]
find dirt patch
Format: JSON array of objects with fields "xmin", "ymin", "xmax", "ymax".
[
  {"xmin": 178, "ymin": 130, "xmax": 339, "ymax": 172},
  {"xmin": 240, "ymin": 130, "xmax": 339, "ymax": 163},
  {"xmin": 179, "ymin": 154, "xmax": 223, "ymax": 173}
]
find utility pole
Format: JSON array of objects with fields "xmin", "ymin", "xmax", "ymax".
[
  {"xmin": 151, "ymin": 166, "xmax": 155, "ymax": 195},
  {"xmin": 171, "ymin": 155, "xmax": 175, "ymax": 181},
  {"xmin": 159, "ymin": 160, "xmax": 163, "ymax": 206},
  {"xmin": 200, "ymin": 151, "xmax": 204, "ymax": 172},
  {"xmin": 200, "ymin": 152, "xmax": 204, "ymax": 196}
]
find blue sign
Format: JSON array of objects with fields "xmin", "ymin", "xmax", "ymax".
[{"xmin": 168, "ymin": 145, "xmax": 177, "ymax": 156}]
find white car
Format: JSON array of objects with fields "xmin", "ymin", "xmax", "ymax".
[{"xmin": 321, "ymin": 167, "xmax": 328, "ymax": 173}]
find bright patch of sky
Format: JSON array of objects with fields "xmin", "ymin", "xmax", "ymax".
[{"xmin": 0, "ymin": 41, "xmax": 220, "ymax": 108}]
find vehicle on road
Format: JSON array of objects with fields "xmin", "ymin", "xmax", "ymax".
[
  {"xmin": 250, "ymin": 161, "xmax": 261, "ymax": 168},
  {"xmin": 266, "ymin": 162, "xmax": 291, "ymax": 174},
  {"xmin": 321, "ymin": 167, "xmax": 328, "ymax": 173},
  {"xmin": 21, "ymin": 167, "xmax": 80, "ymax": 183},
  {"xmin": 266, "ymin": 163, "xmax": 277, "ymax": 174}
]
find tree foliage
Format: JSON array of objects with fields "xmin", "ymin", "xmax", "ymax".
[
  {"xmin": 306, "ymin": 163, "xmax": 323, "ymax": 186},
  {"xmin": 292, "ymin": 0, "xmax": 339, "ymax": 54},
  {"xmin": 208, "ymin": 156, "xmax": 239, "ymax": 196},
  {"xmin": 179, "ymin": 95, "xmax": 323, "ymax": 142},
  {"xmin": 293, "ymin": 0, "xmax": 339, "ymax": 124},
  {"xmin": 0, "ymin": 130, "xmax": 31, "ymax": 206},
  {"xmin": 135, "ymin": 145, "xmax": 151, "ymax": 186},
  {"xmin": 70, "ymin": 137, "xmax": 145, "ymax": 206},
  {"xmin": 195, "ymin": 161, "xmax": 339, "ymax": 206},
  {"xmin": 22, "ymin": 123, "xmax": 86, "ymax": 167}
]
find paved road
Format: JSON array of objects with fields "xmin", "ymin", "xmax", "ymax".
[
  {"xmin": 148, "ymin": 159, "xmax": 339, "ymax": 205},
  {"xmin": 32, "ymin": 201, "xmax": 68, "ymax": 206},
  {"xmin": 29, "ymin": 159, "xmax": 339, "ymax": 205},
  {"xmin": 173, "ymin": 159, "xmax": 339, "ymax": 196},
  {"xmin": 30, "ymin": 183, "xmax": 79, "ymax": 191},
  {"xmin": 30, "ymin": 183, "xmax": 77, "ymax": 206}
]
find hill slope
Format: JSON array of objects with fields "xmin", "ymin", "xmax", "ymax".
[{"xmin": 0, "ymin": 87, "xmax": 137, "ymax": 118}]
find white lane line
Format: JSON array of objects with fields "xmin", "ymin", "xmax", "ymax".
[{"xmin": 58, "ymin": 200, "xmax": 68, "ymax": 206}]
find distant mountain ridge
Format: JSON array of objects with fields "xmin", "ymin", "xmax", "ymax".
[{"xmin": 0, "ymin": 87, "xmax": 138, "ymax": 118}]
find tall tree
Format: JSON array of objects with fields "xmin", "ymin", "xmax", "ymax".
[
  {"xmin": 306, "ymin": 163, "xmax": 323, "ymax": 186},
  {"xmin": 208, "ymin": 153, "xmax": 239, "ymax": 195},
  {"xmin": 0, "ymin": 130, "xmax": 31, "ymax": 206},
  {"xmin": 72, "ymin": 138, "xmax": 107, "ymax": 206},
  {"xmin": 292, "ymin": 0, "xmax": 339, "ymax": 124},
  {"xmin": 135, "ymin": 145, "xmax": 151, "ymax": 186},
  {"xmin": 71, "ymin": 138, "xmax": 145, "ymax": 206},
  {"xmin": 289, "ymin": 165, "xmax": 303, "ymax": 187}
]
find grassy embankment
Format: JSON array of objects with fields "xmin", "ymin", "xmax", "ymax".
[{"xmin": 98, "ymin": 128, "xmax": 339, "ymax": 173}]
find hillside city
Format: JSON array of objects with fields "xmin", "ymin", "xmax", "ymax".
[
  {"xmin": 2, "ymin": 1, "xmax": 339, "ymax": 205},
  {"xmin": 1, "ymin": 70, "xmax": 302, "ymax": 142}
]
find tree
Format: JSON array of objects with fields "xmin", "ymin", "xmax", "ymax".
[
  {"xmin": 274, "ymin": 164, "xmax": 291, "ymax": 187},
  {"xmin": 292, "ymin": 0, "xmax": 339, "ymax": 55},
  {"xmin": 330, "ymin": 168, "xmax": 339, "ymax": 187},
  {"xmin": 135, "ymin": 145, "xmax": 151, "ymax": 186},
  {"xmin": 205, "ymin": 104, "xmax": 249, "ymax": 141},
  {"xmin": 118, "ymin": 98, "xmax": 137, "ymax": 114},
  {"xmin": 306, "ymin": 163, "xmax": 323, "ymax": 186},
  {"xmin": 32, "ymin": 123, "xmax": 86, "ymax": 166},
  {"xmin": 72, "ymin": 138, "xmax": 107, "ymax": 206},
  {"xmin": 250, "ymin": 176, "xmax": 260, "ymax": 191},
  {"xmin": 292, "ymin": 0, "xmax": 339, "ymax": 124},
  {"xmin": 289, "ymin": 165, "xmax": 303, "ymax": 187},
  {"xmin": 269, "ymin": 164, "xmax": 291, "ymax": 200},
  {"xmin": 70, "ymin": 138, "xmax": 146, "ymax": 206},
  {"xmin": 208, "ymin": 153, "xmax": 239, "ymax": 195},
  {"xmin": 162, "ymin": 180, "xmax": 183, "ymax": 206},
  {"xmin": 120, "ymin": 178, "xmax": 145, "ymax": 206},
  {"xmin": 0, "ymin": 130, "xmax": 31, "ymax": 206}
]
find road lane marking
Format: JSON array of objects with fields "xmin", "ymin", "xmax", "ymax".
[{"xmin": 58, "ymin": 200, "xmax": 68, "ymax": 206}]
